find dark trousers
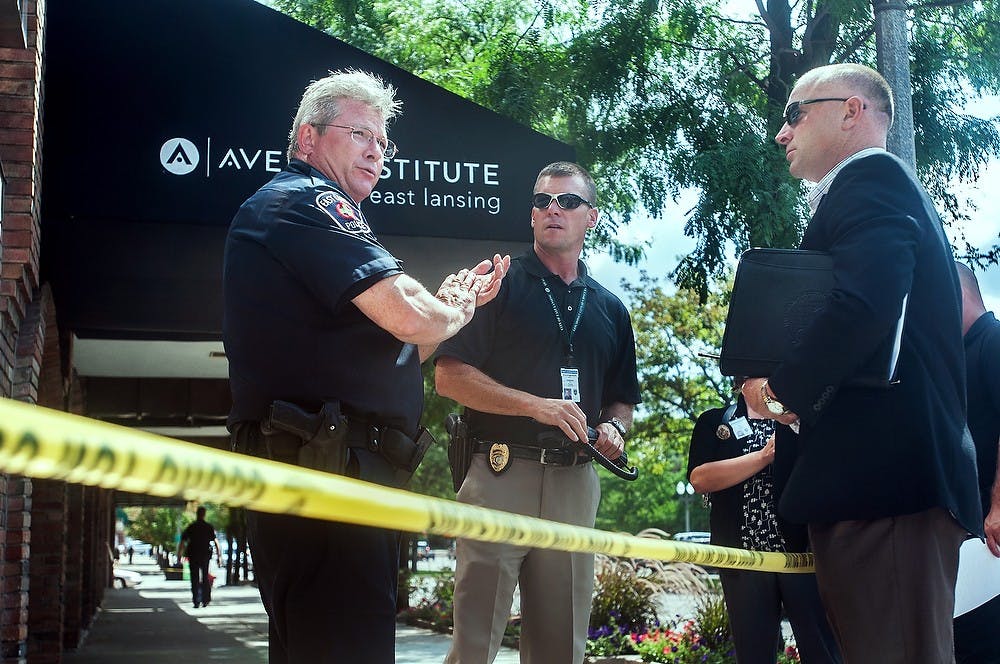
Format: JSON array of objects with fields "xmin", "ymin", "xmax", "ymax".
[
  {"xmin": 188, "ymin": 557, "xmax": 211, "ymax": 606},
  {"xmin": 234, "ymin": 423, "xmax": 401, "ymax": 664},
  {"xmin": 809, "ymin": 507, "xmax": 965, "ymax": 664},
  {"xmin": 954, "ymin": 593, "xmax": 1000, "ymax": 664},
  {"xmin": 720, "ymin": 569, "xmax": 841, "ymax": 664}
]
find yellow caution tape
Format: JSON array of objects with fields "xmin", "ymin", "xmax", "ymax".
[{"xmin": 0, "ymin": 398, "xmax": 813, "ymax": 573}]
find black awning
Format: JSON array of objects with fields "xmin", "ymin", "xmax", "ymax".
[{"xmin": 41, "ymin": 0, "xmax": 573, "ymax": 338}]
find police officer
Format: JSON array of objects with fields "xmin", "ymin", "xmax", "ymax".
[
  {"xmin": 436, "ymin": 161, "xmax": 641, "ymax": 663},
  {"xmin": 223, "ymin": 69, "xmax": 508, "ymax": 664}
]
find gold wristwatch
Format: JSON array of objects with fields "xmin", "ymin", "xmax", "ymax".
[{"xmin": 760, "ymin": 380, "xmax": 790, "ymax": 416}]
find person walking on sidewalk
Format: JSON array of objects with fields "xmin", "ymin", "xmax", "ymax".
[{"xmin": 177, "ymin": 506, "xmax": 222, "ymax": 608}]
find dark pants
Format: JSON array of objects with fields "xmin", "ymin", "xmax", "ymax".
[
  {"xmin": 809, "ymin": 507, "xmax": 965, "ymax": 664},
  {"xmin": 234, "ymin": 423, "xmax": 401, "ymax": 664},
  {"xmin": 954, "ymin": 593, "xmax": 1000, "ymax": 664},
  {"xmin": 720, "ymin": 569, "xmax": 841, "ymax": 664},
  {"xmin": 189, "ymin": 557, "xmax": 211, "ymax": 606}
]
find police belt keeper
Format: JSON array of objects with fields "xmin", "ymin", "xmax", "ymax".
[
  {"xmin": 257, "ymin": 400, "xmax": 433, "ymax": 484},
  {"xmin": 474, "ymin": 440, "xmax": 591, "ymax": 475}
]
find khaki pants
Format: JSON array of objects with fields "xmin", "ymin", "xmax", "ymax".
[{"xmin": 445, "ymin": 455, "xmax": 601, "ymax": 664}]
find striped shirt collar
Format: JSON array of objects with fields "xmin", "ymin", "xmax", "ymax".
[{"xmin": 807, "ymin": 147, "xmax": 888, "ymax": 215}]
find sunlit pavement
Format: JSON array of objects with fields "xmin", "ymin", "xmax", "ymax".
[{"xmin": 63, "ymin": 557, "xmax": 518, "ymax": 663}]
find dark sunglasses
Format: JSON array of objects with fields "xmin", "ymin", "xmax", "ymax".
[
  {"xmin": 531, "ymin": 192, "xmax": 594, "ymax": 210},
  {"xmin": 782, "ymin": 97, "xmax": 849, "ymax": 126}
]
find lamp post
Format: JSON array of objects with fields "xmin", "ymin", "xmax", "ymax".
[{"xmin": 675, "ymin": 480, "xmax": 695, "ymax": 532}]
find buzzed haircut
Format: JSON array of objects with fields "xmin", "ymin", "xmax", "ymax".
[
  {"xmin": 798, "ymin": 63, "xmax": 894, "ymax": 128},
  {"xmin": 534, "ymin": 161, "xmax": 598, "ymax": 207},
  {"xmin": 957, "ymin": 262, "xmax": 985, "ymax": 307}
]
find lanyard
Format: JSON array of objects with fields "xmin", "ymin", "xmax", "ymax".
[{"xmin": 541, "ymin": 277, "xmax": 588, "ymax": 362}]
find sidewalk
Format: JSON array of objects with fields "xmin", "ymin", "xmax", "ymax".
[{"xmin": 63, "ymin": 560, "xmax": 519, "ymax": 663}]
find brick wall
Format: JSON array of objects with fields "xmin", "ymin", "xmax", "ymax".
[
  {"xmin": 1, "ymin": 0, "xmax": 118, "ymax": 658},
  {"xmin": 0, "ymin": 0, "xmax": 45, "ymax": 385},
  {"xmin": 27, "ymin": 287, "xmax": 66, "ymax": 662},
  {"xmin": 0, "ymin": 2, "xmax": 56, "ymax": 663}
]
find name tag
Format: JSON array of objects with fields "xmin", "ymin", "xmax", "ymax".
[
  {"xmin": 560, "ymin": 368, "xmax": 581, "ymax": 403},
  {"xmin": 729, "ymin": 416, "xmax": 752, "ymax": 439}
]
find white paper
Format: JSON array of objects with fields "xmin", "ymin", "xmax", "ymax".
[{"xmin": 954, "ymin": 538, "xmax": 1000, "ymax": 617}]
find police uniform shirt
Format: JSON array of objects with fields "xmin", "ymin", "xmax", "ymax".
[
  {"xmin": 223, "ymin": 159, "xmax": 422, "ymax": 436},
  {"xmin": 435, "ymin": 249, "xmax": 641, "ymax": 444}
]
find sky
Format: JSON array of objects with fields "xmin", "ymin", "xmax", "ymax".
[{"xmin": 587, "ymin": 95, "xmax": 1000, "ymax": 314}]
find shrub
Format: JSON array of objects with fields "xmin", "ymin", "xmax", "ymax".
[{"xmin": 590, "ymin": 556, "xmax": 660, "ymax": 633}]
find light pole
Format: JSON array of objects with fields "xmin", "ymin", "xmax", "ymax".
[{"xmin": 676, "ymin": 481, "xmax": 695, "ymax": 532}]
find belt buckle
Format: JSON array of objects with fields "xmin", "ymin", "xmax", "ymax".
[{"xmin": 539, "ymin": 448, "xmax": 562, "ymax": 465}]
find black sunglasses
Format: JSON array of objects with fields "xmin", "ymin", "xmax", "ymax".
[
  {"xmin": 782, "ymin": 97, "xmax": 850, "ymax": 126},
  {"xmin": 531, "ymin": 192, "xmax": 594, "ymax": 210}
]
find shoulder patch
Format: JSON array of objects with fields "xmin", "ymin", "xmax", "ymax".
[{"xmin": 316, "ymin": 190, "xmax": 372, "ymax": 235}]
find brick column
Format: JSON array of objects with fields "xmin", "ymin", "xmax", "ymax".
[
  {"xmin": 60, "ymin": 485, "xmax": 83, "ymax": 650},
  {"xmin": 0, "ymin": 477, "xmax": 31, "ymax": 664},
  {"xmin": 25, "ymin": 480, "xmax": 65, "ymax": 664},
  {"xmin": 0, "ymin": 0, "xmax": 50, "ymax": 661}
]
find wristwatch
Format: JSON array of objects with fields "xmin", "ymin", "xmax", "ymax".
[
  {"xmin": 760, "ymin": 380, "xmax": 790, "ymax": 416},
  {"xmin": 601, "ymin": 416, "xmax": 628, "ymax": 437}
]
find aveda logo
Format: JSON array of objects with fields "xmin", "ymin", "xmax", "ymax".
[
  {"xmin": 158, "ymin": 137, "xmax": 284, "ymax": 177},
  {"xmin": 160, "ymin": 138, "xmax": 199, "ymax": 175}
]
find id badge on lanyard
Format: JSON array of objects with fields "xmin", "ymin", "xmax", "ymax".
[
  {"xmin": 560, "ymin": 367, "xmax": 581, "ymax": 402},
  {"xmin": 542, "ymin": 277, "xmax": 587, "ymax": 403}
]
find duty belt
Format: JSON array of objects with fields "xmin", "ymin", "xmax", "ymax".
[
  {"xmin": 262, "ymin": 421, "xmax": 419, "ymax": 471},
  {"xmin": 473, "ymin": 440, "xmax": 591, "ymax": 468}
]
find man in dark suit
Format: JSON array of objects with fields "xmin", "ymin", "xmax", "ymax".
[
  {"xmin": 953, "ymin": 262, "xmax": 1000, "ymax": 663},
  {"xmin": 742, "ymin": 63, "xmax": 982, "ymax": 663}
]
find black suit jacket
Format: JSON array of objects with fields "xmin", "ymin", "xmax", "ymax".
[{"xmin": 769, "ymin": 152, "xmax": 982, "ymax": 534}]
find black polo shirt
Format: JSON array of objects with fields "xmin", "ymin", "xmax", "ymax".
[
  {"xmin": 965, "ymin": 311, "xmax": 1000, "ymax": 516},
  {"xmin": 435, "ymin": 249, "xmax": 640, "ymax": 444},
  {"xmin": 223, "ymin": 159, "xmax": 423, "ymax": 437}
]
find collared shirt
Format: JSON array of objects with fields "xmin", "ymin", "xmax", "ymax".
[
  {"xmin": 435, "ymin": 249, "xmax": 641, "ymax": 444},
  {"xmin": 808, "ymin": 147, "xmax": 888, "ymax": 214}
]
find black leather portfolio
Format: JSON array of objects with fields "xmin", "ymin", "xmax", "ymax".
[{"xmin": 719, "ymin": 248, "xmax": 904, "ymax": 387}]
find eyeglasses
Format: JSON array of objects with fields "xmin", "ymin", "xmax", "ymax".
[
  {"xmin": 782, "ymin": 98, "xmax": 850, "ymax": 126},
  {"xmin": 313, "ymin": 123, "xmax": 398, "ymax": 160},
  {"xmin": 531, "ymin": 192, "xmax": 594, "ymax": 210}
]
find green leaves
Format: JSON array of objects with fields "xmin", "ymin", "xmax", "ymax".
[{"xmin": 273, "ymin": 0, "xmax": 1000, "ymax": 279}]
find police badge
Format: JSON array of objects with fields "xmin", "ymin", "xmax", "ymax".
[{"xmin": 488, "ymin": 443, "xmax": 511, "ymax": 475}]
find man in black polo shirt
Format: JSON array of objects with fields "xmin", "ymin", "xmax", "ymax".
[
  {"xmin": 954, "ymin": 262, "xmax": 1000, "ymax": 663},
  {"xmin": 223, "ymin": 70, "xmax": 508, "ymax": 663},
  {"xmin": 436, "ymin": 161, "xmax": 641, "ymax": 663}
]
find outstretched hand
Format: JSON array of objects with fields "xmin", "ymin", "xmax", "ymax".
[
  {"xmin": 434, "ymin": 254, "xmax": 511, "ymax": 314},
  {"xmin": 470, "ymin": 253, "xmax": 510, "ymax": 307}
]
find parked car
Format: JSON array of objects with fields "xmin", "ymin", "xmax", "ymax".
[
  {"xmin": 113, "ymin": 566, "xmax": 142, "ymax": 589},
  {"xmin": 672, "ymin": 531, "xmax": 711, "ymax": 544}
]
